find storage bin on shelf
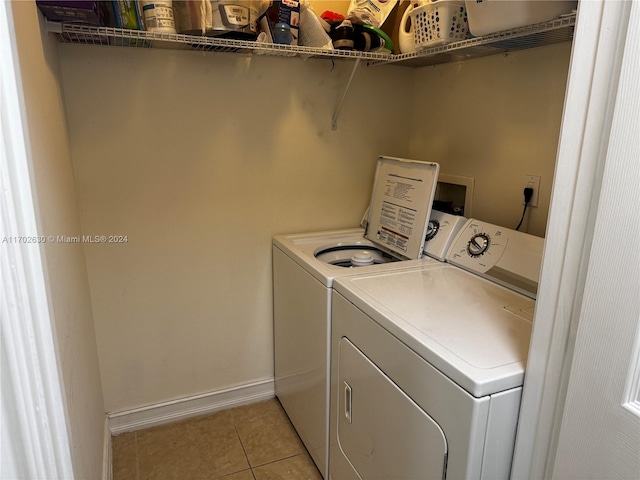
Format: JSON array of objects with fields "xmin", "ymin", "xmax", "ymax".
[
  {"xmin": 464, "ymin": 0, "xmax": 577, "ymax": 37},
  {"xmin": 410, "ymin": 0, "xmax": 468, "ymax": 49}
]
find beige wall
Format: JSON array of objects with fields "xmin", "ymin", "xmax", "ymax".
[
  {"xmin": 408, "ymin": 43, "xmax": 572, "ymax": 237},
  {"xmin": 309, "ymin": 0, "xmax": 350, "ymax": 16},
  {"xmin": 11, "ymin": 2, "xmax": 106, "ymax": 478},
  {"xmin": 59, "ymin": 46, "xmax": 414, "ymax": 411},
  {"xmin": 55, "ymin": 23, "xmax": 571, "ymax": 414}
]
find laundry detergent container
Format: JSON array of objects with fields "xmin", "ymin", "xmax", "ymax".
[{"xmin": 464, "ymin": 0, "xmax": 576, "ymax": 37}]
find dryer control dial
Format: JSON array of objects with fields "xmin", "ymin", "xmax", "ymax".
[
  {"xmin": 447, "ymin": 221, "xmax": 510, "ymax": 275},
  {"xmin": 467, "ymin": 233, "xmax": 490, "ymax": 257}
]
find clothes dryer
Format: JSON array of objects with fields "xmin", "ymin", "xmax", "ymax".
[
  {"xmin": 329, "ymin": 219, "xmax": 544, "ymax": 479},
  {"xmin": 273, "ymin": 156, "xmax": 467, "ymax": 477}
]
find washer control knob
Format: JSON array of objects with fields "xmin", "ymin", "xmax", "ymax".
[
  {"xmin": 467, "ymin": 233, "xmax": 490, "ymax": 257},
  {"xmin": 425, "ymin": 219, "xmax": 440, "ymax": 242}
]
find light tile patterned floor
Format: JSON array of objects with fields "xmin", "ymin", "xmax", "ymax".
[{"xmin": 112, "ymin": 398, "xmax": 323, "ymax": 480}]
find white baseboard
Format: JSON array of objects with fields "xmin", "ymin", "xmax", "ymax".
[
  {"xmin": 108, "ymin": 378, "xmax": 275, "ymax": 435},
  {"xmin": 102, "ymin": 417, "xmax": 112, "ymax": 480}
]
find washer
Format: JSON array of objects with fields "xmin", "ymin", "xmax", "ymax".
[
  {"xmin": 329, "ymin": 219, "xmax": 544, "ymax": 479},
  {"xmin": 273, "ymin": 156, "xmax": 467, "ymax": 477}
]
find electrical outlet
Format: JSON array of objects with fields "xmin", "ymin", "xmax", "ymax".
[{"xmin": 525, "ymin": 175, "xmax": 541, "ymax": 208}]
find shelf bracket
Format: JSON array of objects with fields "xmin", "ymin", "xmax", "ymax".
[{"xmin": 332, "ymin": 58, "xmax": 361, "ymax": 131}]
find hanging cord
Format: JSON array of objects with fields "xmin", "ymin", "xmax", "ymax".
[{"xmin": 516, "ymin": 188, "xmax": 534, "ymax": 231}]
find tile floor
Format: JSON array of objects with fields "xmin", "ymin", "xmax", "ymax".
[{"xmin": 112, "ymin": 398, "xmax": 323, "ymax": 480}]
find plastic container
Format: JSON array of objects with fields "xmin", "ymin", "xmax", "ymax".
[
  {"xmin": 273, "ymin": 22, "xmax": 292, "ymax": 44},
  {"xmin": 173, "ymin": 0, "xmax": 210, "ymax": 35},
  {"xmin": 139, "ymin": 0, "xmax": 177, "ymax": 34},
  {"xmin": 264, "ymin": 0, "xmax": 300, "ymax": 45},
  {"xmin": 410, "ymin": 0, "xmax": 468, "ymax": 49},
  {"xmin": 359, "ymin": 24, "xmax": 393, "ymax": 52},
  {"xmin": 398, "ymin": 1, "xmax": 426, "ymax": 54},
  {"xmin": 332, "ymin": 19, "xmax": 355, "ymax": 50},
  {"xmin": 298, "ymin": 2, "xmax": 333, "ymax": 49},
  {"xmin": 208, "ymin": 0, "xmax": 259, "ymax": 40},
  {"xmin": 464, "ymin": 0, "xmax": 576, "ymax": 37}
]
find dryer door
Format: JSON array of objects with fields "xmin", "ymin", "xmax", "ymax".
[{"xmin": 337, "ymin": 337, "xmax": 448, "ymax": 479}]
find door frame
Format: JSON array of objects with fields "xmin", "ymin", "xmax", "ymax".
[
  {"xmin": 512, "ymin": 1, "xmax": 635, "ymax": 478},
  {"xmin": 1, "ymin": 0, "xmax": 632, "ymax": 477},
  {"xmin": 0, "ymin": 0, "xmax": 75, "ymax": 477}
]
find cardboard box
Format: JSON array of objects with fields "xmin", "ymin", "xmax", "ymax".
[
  {"xmin": 266, "ymin": 0, "xmax": 300, "ymax": 45},
  {"xmin": 36, "ymin": 1, "xmax": 105, "ymax": 25}
]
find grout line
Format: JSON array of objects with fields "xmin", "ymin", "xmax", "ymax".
[
  {"xmin": 113, "ymin": 399, "xmax": 317, "ymax": 479},
  {"xmin": 134, "ymin": 432, "xmax": 140, "ymax": 480},
  {"xmin": 231, "ymin": 414, "xmax": 252, "ymax": 470},
  {"xmin": 249, "ymin": 452, "xmax": 309, "ymax": 470}
]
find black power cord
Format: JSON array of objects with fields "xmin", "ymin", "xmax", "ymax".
[{"xmin": 516, "ymin": 187, "xmax": 534, "ymax": 231}]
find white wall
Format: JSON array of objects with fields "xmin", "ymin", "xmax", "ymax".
[
  {"xmin": 408, "ymin": 43, "xmax": 572, "ymax": 237},
  {"xmin": 59, "ymin": 46, "xmax": 415, "ymax": 412},
  {"xmin": 10, "ymin": 2, "xmax": 106, "ymax": 478}
]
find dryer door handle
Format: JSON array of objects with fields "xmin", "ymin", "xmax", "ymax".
[{"xmin": 344, "ymin": 381, "xmax": 353, "ymax": 424}]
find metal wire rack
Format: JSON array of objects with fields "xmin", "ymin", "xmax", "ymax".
[
  {"xmin": 371, "ymin": 12, "xmax": 577, "ymax": 68},
  {"xmin": 46, "ymin": 21, "xmax": 393, "ymax": 61},
  {"xmin": 47, "ymin": 12, "xmax": 575, "ymax": 67}
]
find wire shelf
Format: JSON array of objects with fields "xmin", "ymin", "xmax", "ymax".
[
  {"xmin": 47, "ymin": 12, "xmax": 576, "ymax": 67},
  {"xmin": 47, "ymin": 21, "xmax": 393, "ymax": 61},
  {"xmin": 370, "ymin": 13, "xmax": 576, "ymax": 67}
]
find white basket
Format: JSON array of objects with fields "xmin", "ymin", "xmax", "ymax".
[
  {"xmin": 410, "ymin": 0, "xmax": 468, "ymax": 49},
  {"xmin": 464, "ymin": 0, "xmax": 576, "ymax": 37}
]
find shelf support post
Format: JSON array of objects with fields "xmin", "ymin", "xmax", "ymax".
[{"xmin": 332, "ymin": 58, "xmax": 361, "ymax": 131}]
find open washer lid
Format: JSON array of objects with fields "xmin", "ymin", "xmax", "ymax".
[{"xmin": 364, "ymin": 156, "xmax": 440, "ymax": 260}]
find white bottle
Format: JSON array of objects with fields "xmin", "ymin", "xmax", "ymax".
[
  {"xmin": 139, "ymin": 1, "xmax": 177, "ymax": 34},
  {"xmin": 399, "ymin": 1, "xmax": 426, "ymax": 54}
]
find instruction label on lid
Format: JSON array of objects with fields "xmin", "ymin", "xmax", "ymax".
[{"xmin": 366, "ymin": 156, "xmax": 440, "ymax": 260}]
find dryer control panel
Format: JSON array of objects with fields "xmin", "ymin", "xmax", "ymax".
[{"xmin": 446, "ymin": 219, "xmax": 544, "ymax": 299}]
